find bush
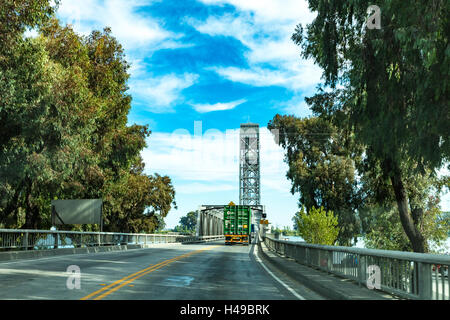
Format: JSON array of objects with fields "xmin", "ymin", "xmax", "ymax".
[{"xmin": 294, "ymin": 206, "xmax": 339, "ymax": 245}]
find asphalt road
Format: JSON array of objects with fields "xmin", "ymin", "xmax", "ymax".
[{"xmin": 0, "ymin": 240, "xmax": 324, "ymax": 300}]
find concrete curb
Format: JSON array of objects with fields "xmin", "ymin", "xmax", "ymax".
[{"xmin": 0, "ymin": 244, "xmax": 149, "ymax": 262}]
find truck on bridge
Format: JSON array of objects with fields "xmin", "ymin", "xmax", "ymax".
[{"xmin": 224, "ymin": 203, "xmax": 252, "ymax": 245}]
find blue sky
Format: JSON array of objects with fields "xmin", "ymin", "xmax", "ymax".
[{"xmin": 56, "ymin": 0, "xmax": 449, "ymax": 229}]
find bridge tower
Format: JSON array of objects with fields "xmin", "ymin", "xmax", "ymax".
[{"xmin": 239, "ymin": 123, "xmax": 260, "ymax": 205}]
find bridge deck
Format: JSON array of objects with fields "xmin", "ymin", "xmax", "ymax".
[{"xmin": 0, "ymin": 241, "xmax": 323, "ymax": 300}]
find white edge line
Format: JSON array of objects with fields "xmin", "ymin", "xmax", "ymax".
[{"xmin": 253, "ymin": 242, "xmax": 306, "ymax": 300}]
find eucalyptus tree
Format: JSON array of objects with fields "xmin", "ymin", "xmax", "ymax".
[
  {"xmin": 292, "ymin": 0, "xmax": 449, "ymax": 251},
  {"xmin": 0, "ymin": 2, "xmax": 177, "ymax": 232},
  {"xmin": 268, "ymin": 115, "xmax": 363, "ymax": 245}
]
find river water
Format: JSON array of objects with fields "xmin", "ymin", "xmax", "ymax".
[{"xmin": 282, "ymin": 235, "xmax": 450, "ymax": 253}]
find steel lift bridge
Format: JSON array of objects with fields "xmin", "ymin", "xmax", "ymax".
[{"xmin": 196, "ymin": 123, "xmax": 266, "ymax": 237}]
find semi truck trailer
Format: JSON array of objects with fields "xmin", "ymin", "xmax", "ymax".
[{"xmin": 224, "ymin": 204, "xmax": 251, "ymax": 245}]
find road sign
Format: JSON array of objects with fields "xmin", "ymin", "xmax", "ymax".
[{"xmin": 51, "ymin": 199, "xmax": 103, "ymax": 229}]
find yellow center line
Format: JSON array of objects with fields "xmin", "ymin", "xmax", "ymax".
[
  {"xmin": 92, "ymin": 246, "xmax": 218, "ymax": 300},
  {"xmin": 81, "ymin": 255, "xmax": 186, "ymax": 300},
  {"xmin": 80, "ymin": 261, "xmax": 165, "ymax": 300},
  {"xmin": 81, "ymin": 245, "xmax": 219, "ymax": 300},
  {"xmin": 93, "ymin": 254, "xmax": 189, "ymax": 300}
]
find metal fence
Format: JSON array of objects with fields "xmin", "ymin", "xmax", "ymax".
[
  {"xmin": 0, "ymin": 229, "xmax": 224, "ymax": 251},
  {"xmin": 263, "ymin": 236, "xmax": 450, "ymax": 300}
]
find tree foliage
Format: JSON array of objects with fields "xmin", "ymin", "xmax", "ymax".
[
  {"xmin": 359, "ymin": 168, "xmax": 449, "ymax": 252},
  {"xmin": 0, "ymin": 2, "xmax": 176, "ymax": 233},
  {"xmin": 294, "ymin": 206, "xmax": 339, "ymax": 245},
  {"xmin": 362, "ymin": 203, "xmax": 449, "ymax": 253},
  {"xmin": 268, "ymin": 114, "xmax": 362, "ymax": 245},
  {"xmin": 178, "ymin": 211, "xmax": 198, "ymax": 232},
  {"xmin": 292, "ymin": 0, "xmax": 449, "ymax": 252}
]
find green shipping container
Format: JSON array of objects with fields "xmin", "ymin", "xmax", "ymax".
[{"xmin": 224, "ymin": 205, "xmax": 251, "ymax": 245}]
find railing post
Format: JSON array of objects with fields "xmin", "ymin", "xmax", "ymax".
[
  {"xmin": 53, "ymin": 232, "xmax": 59, "ymax": 249},
  {"xmin": 418, "ymin": 262, "xmax": 433, "ymax": 299},
  {"xmin": 358, "ymin": 255, "xmax": 366, "ymax": 287},
  {"xmin": 293, "ymin": 244, "xmax": 299, "ymax": 262},
  {"xmin": 327, "ymin": 250, "xmax": 333, "ymax": 273},
  {"xmin": 23, "ymin": 231, "xmax": 29, "ymax": 250}
]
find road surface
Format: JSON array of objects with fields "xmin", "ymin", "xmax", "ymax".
[{"xmin": 0, "ymin": 240, "xmax": 324, "ymax": 300}]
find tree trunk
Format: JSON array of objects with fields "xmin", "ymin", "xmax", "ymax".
[
  {"xmin": 385, "ymin": 159, "xmax": 427, "ymax": 252},
  {"xmin": 23, "ymin": 178, "xmax": 41, "ymax": 230},
  {"xmin": 1, "ymin": 184, "xmax": 22, "ymax": 227}
]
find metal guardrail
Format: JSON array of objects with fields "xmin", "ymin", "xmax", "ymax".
[
  {"xmin": 263, "ymin": 236, "xmax": 450, "ymax": 300},
  {"xmin": 0, "ymin": 229, "xmax": 224, "ymax": 251}
]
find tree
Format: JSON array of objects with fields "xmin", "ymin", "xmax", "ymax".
[
  {"xmin": 281, "ymin": 226, "xmax": 296, "ymax": 236},
  {"xmin": 0, "ymin": 5, "xmax": 177, "ymax": 233},
  {"xmin": 101, "ymin": 159, "xmax": 176, "ymax": 233},
  {"xmin": 439, "ymin": 212, "xmax": 450, "ymax": 237},
  {"xmin": 292, "ymin": 1, "xmax": 449, "ymax": 252},
  {"xmin": 0, "ymin": 0, "xmax": 57, "ymax": 53},
  {"xmin": 294, "ymin": 206, "xmax": 339, "ymax": 245},
  {"xmin": 359, "ymin": 167, "xmax": 450, "ymax": 251},
  {"xmin": 0, "ymin": 31, "xmax": 94, "ymax": 228},
  {"xmin": 362, "ymin": 201, "xmax": 449, "ymax": 253},
  {"xmin": 0, "ymin": 1, "xmax": 52, "ymax": 228},
  {"xmin": 179, "ymin": 211, "xmax": 198, "ymax": 232},
  {"xmin": 271, "ymin": 226, "xmax": 281, "ymax": 238},
  {"xmin": 268, "ymin": 114, "xmax": 362, "ymax": 245}
]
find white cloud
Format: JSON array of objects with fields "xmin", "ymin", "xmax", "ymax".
[
  {"xmin": 191, "ymin": 13, "xmax": 304, "ymax": 64},
  {"xmin": 210, "ymin": 66, "xmax": 286, "ymax": 87},
  {"xmin": 129, "ymin": 73, "xmax": 199, "ymax": 112},
  {"xmin": 211, "ymin": 64, "xmax": 320, "ymax": 91},
  {"xmin": 57, "ymin": 0, "xmax": 191, "ymax": 95},
  {"xmin": 278, "ymin": 97, "xmax": 313, "ymax": 117},
  {"xmin": 197, "ymin": 0, "xmax": 315, "ymax": 23},
  {"xmin": 176, "ymin": 182, "xmax": 235, "ymax": 194},
  {"xmin": 142, "ymin": 126, "xmax": 292, "ymax": 193},
  {"xmin": 191, "ymin": 99, "xmax": 246, "ymax": 113},
  {"xmin": 142, "ymin": 125, "xmax": 300, "ymax": 229},
  {"xmin": 189, "ymin": 1, "xmax": 321, "ymax": 91},
  {"xmin": 57, "ymin": 0, "xmax": 177, "ymax": 52}
]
